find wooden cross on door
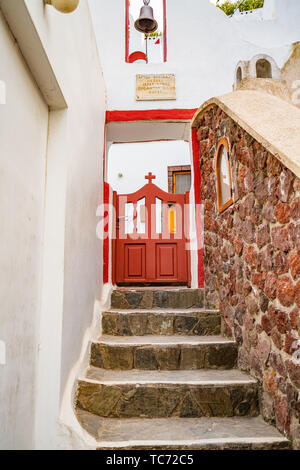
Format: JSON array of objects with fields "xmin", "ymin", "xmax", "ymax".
[{"xmin": 145, "ymin": 172, "xmax": 156, "ymax": 184}]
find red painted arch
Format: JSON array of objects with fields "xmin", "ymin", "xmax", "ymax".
[
  {"xmin": 163, "ymin": 0, "xmax": 167, "ymax": 62},
  {"xmin": 128, "ymin": 51, "xmax": 147, "ymax": 63}
]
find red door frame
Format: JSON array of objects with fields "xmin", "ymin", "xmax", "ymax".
[
  {"xmin": 192, "ymin": 128, "xmax": 204, "ymax": 288},
  {"xmin": 103, "ymin": 108, "xmax": 204, "ymax": 288}
]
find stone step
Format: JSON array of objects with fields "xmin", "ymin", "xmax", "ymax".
[
  {"xmin": 76, "ymin": 368, "xmax": 258, "ymax": 419},
  {"xmin": 76, "ymin": 410, "xmax": 291, "ymax": 450},
  {"xmin": 102, "ymin": 309, "xmax": 221, "ymax": 336},
  {"xmin": 90, "ymin": 335, "xmax": 238, "ymax": 371},
  {"xmin": 111, "ymin": 289, "xmax": 204, "ymax": 310}
]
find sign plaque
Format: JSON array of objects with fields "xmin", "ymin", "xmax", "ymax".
[{"xmin": 136, "ymin": 74, "xmax": 176, "ymax": 101}]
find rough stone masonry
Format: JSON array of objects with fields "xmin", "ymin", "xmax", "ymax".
[{"xmin": 196, "ymin": 104, "xmax": 300, "ymax": 449}]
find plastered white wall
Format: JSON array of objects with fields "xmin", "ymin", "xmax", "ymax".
[
  {"xmin": 88, "ymin": 0, "xmax": 300, "ymax": 112},
  {"xmin": 232, "ymin": 0, "xmax": 300, "ymax": 55},
  {"xmin": 25, "ymin": 1, "xmax": 106, "ymax": 450},
  {"xmin": 1, "ymin": 0, "xmax": 300, "ymax": 451},
  {"xmin": 108, "ymin": 140, "xmax": 191, "ymax": 194},
  {"xmin": 0, "ymin": 0, "xmax": 106, "ymax": 450},
  {"xmin": 0, "ymin": 9, "xmax": 48, "ymax": 449}
]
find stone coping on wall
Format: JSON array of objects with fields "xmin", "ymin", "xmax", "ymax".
[{"xmin": 191, "ymin": 90, "xmax": 300, "ymax": 180}]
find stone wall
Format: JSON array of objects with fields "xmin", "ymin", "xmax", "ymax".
[{"xmin": 196, "ymin": 105, "xmax": 300, "ymax": 448}]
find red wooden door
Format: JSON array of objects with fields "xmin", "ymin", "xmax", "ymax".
[{"xmin": 114, "ymin": 173, "xmax": 190, "ymax": 286}]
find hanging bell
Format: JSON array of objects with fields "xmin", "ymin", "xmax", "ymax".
[{"xmin": 134, "ymin": 1, "xmax": 158, "ymax": 34}]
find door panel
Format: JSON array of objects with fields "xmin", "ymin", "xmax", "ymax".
[
  {"xmin": 157, "ymin": 244, "xmax": 177, "ymax": 278},
  {"xmin": 126, "ymin": 244, "xmax": 146, "ymax": 279}
]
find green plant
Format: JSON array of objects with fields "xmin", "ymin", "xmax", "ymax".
[
  {"xmin": 217, "ymin": 1, "xmax": 236, "ymax": 16},
  {"xmin": 146, "ymin": 31, "xmax": 163, "ymax": 37},
  {"xmin": 216, "ymin": 0, "xmax": 264, "ymax": 16},
  {"xmin": 239, "ymin": 0, "xmax": 264, "ymax": 12}
]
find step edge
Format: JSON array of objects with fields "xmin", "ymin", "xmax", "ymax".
[
  {"xmin": 93, "ymin": 336, "xmax": 236, "ymax": 346},
  {"xmin": 104, "ymin": 309, "xmax": 220, "ymax": 315},
  {"xmin": 96, "ymin": 436, "xmax": 290, "ymax": 448},
  {"xmin": 113, "ymin": 288, "xmax": 204, "ymax": 292},
  {"xmin": 78, "ymin": 376, "xmax": 257, "ymax": 386}
]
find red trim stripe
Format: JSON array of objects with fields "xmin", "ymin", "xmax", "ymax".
[
  {"xmin": 106, "ymin": 109, "xmax": 198, "ymax": 123},
  {"xmin": 125, "ymin": 0, "xmax": 129, "ymax": 62},
  {"xmin": 103, "ymin": 126, "xmax": 106, "ymax": 182},
  {"xmin": 163, "ymin": 0, "xmax": 167, "ymax": 62},
  {"xmin": 192, "ymin": 128, "xmax": 204, "ymax": 288},
  {"xmin": 103, "ymin": 182, "xmax": 110, "ymax": 285}
]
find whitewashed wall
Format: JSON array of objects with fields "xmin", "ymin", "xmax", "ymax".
[
  {"xmin": 0, "ymin": 0, "xmax": 106, "ymax": 450},
  {"xmin": 1, "ymin": 0, "xmax": 300, "ymax": 451},
  {"xmin": 232, "ymin": 0, "xmax": 300, "ymax": 57},
  {"xmin": 0, "ymin": 10, "xmax": 48, "ymax": 449},
  {"xmin": 88, "ymin": 0, "xmax": 300, "ymax": 111},
  {"xmin": 108, "ymin": 141, "xmax": 191, "ymax": 194}
]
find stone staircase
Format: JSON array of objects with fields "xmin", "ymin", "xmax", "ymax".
[{"xmin": 75, "ymin": 288, "xmax": 290, "ymax": 450}]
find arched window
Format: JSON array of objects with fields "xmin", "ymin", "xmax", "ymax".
[
  {"xmin": 236, "ymin": 66, "xmax": 242, "ymax": 86},
  {"xmin": 125, "ymin": 0, "xmax": 167, "ymax": 64},
  {"xmin": 256, "ymin": 59, "xmax": 272, "ymax": 78},
  {"xmin": 216, "ymin": 138, "xmax": 233, "ymax": 213}
]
